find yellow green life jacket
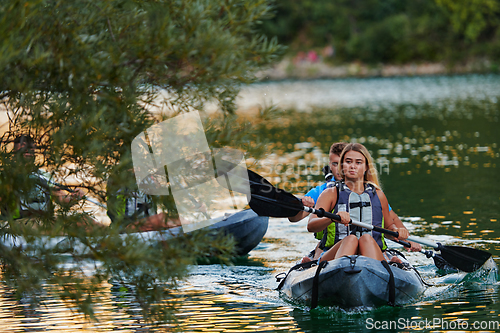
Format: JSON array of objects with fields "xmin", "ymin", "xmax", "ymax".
[{"xmin": 2, "ymin": 171, "xmax": 52, "ymax": 220}]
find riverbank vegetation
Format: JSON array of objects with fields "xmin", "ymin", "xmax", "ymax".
[
  {"xmin": 258, "ymin": 0, "xmax": 500, "ymax": 78},
  {"xmin": 0, "ymin": 0, "xmax": 281, "ymax": 324}
]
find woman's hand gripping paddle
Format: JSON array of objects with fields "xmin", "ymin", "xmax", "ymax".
[{"xmin": 243, "ymin": 170, "xmax": 492, "ymax": 273}]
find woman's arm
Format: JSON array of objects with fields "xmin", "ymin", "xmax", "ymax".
[
  {"xmin": 389, "ymin": 210, "xmax": 410, "ymax": 241},
  {"xmin": 390, "ymin": 210, "xmax": 420, "ymax": 250},
  {"xmin": 377, "ymin": 189, "xmax": 392, "ymax": 230},
  {"xmin": 377, "ymin": 190, "xmax": 409, "ymax": 240},
  {"xmin": 307, "ymin": 187, "xmax": 338, "ymax": 232},
  {"xmin": 52, "ymin": 187, "xmax": 85, "ymax": 204}
]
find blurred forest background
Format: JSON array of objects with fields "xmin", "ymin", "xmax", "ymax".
[{"xmin": 257, "ymin": 0, "xmax": 500, "ymax": 76}]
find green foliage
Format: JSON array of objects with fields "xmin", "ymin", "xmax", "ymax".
[
  {"xmin": 0, "ymin": 0, "xmax": 282, "ymax": 324},
  {"xmin": 436, "ymin": 0, "xmax": 500, "ymax": 42},
  {"xmin": 259, "ymin": 0, "xmax": 500, "ymax": 64}
]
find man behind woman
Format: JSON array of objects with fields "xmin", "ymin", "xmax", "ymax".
[{"xmin": 307, "ymin": 142, "xmax": 412, "ymax": 262}]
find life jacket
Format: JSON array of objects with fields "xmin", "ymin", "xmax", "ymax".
[
  {"xmin": 107, "ymin": 175, "xmax": 157, "ymax": 224},
  {"xmin": 106, "ymin": 171, "xmax": 157, "ymax": 226},
  {"xmin": 319, "ymin": 181, "xmax": 387, "ymax": 251},
  {"xmin": 117, "ymin": 189, "xmax": 155, "ymax": 221},
  {"xmin": 314, "ymin": 180, "xmax": 338, "ymax": 243},
  {"xmin": 5, "ymin": 171, "xmax": 52, "ymax": 219},
  {"xmin": 20, "ymin": 173, "xmax": 51, "ymax": 216}
]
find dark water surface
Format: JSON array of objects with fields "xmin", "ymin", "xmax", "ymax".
[{"xmin": 1, "ymin": 74, "xmax": 499, "ymax": 332}]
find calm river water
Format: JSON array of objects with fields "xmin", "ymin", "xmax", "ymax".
[{"xmin": 1, "ymin": 74, "xmax": 499, "ymax": 332}]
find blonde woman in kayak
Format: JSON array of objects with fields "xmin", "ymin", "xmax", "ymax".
[{"xmin": 307, "ymin": 143, "xmax": 409, "ymax": 262}]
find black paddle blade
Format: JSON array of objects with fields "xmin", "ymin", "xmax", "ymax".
[
  {"xmin": 432, "ymin": 254, "xmax": 459, "ymax": 272},
  {"xmin": 439, "ymin": 245, "xmax": 492, "ymax": 272},
  {"xmin": 250, "ymin": 194, "xmax": 304, "ymax": 217},
  {"xmin": 213, "ymin": 162, "xmax": 304, "ymax": 218},
  {"xmin": 246, "ymin": 170, "xmax": 304, "ymax": 218}
]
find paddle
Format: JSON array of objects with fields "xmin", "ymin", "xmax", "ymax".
[
  {"xmin": 245, "ymin": 170, "xmax": 492, "ymax": 273},
  {"xmin": 33, "ymin": 171, "xmax": 107, "ymax": 209},
  {"xmin": 390, "ymin": 239, "xmax": 460, "ymax": 271}
]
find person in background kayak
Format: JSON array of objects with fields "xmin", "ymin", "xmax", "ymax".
[
  {"xmin": 106, "ymin": 163, "xmax": 181, "ymax": 232},
  {"xmin": 291, "ymin": 142, "xmax": 420, "ymax": 263},
  {"xmin": 308, "ymin": 143, "xmax": 409, "ymax": 262},
  {"xmin": 0, "ymin": 134, "xmax": 86, "ymax": 221}
]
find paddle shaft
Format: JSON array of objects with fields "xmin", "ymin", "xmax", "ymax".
[
  {"xmin": 252, "ymin": 193, "xmax": 402, "ymax": 239},
  {"xmin": 52, "ymin": 181, "xmax": 106, "ymax": 209},
  {"xmin": 302, "ymin": 206, "xmax": 400, "ymax": 238},
  {"xmin": 306, "ymin": 205, "xmax": 490, "ymax": 271},
  {"xmin": 254, "ymin": 193, "xmax": 455, "ymax": 252},
  {"xmin": 331, "ymin": 215, "xmax": 443, "ymax": 251},
  {"xmin": 391, "ymin": 239, "xmax": 436, "ymax": 258},
  {"xmin": 248, "ymin": 173, "xmax": 491, "ymax": 272},
  {"xmin": 33, "ymin": 172, "xmax": 107, "ymax": 209}
]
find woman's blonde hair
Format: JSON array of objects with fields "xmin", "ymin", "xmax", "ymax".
[{"xmin": 339, "ymin": 143, "xmax": 380, "ymax": 189}]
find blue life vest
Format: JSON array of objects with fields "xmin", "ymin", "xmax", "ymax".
[{"xmin": 320, "ymin": 181, "xmax": 387, "ymax": 251}]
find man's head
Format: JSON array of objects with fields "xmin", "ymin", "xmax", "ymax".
[
  {"xmin": 328, "ymin": 142, "xmax": 347, "ymax": 181},
  {"xmin": 13, "ymin": 135, "xmax": 36, "ymax": 159}
]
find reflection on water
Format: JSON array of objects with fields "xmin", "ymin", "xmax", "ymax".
[
  {"xmin": 0, "ymin": 217, "xmax": 499, "ymax": 332},
  {"xmin": 1, "ymin": 75, "xmax": 499, "ymax": 331},
  {"xmin": 252, "ymin": 88, "xmax": 499, "ymax": 250},
  {"xmin": 237, "ymin": 74, "xmax": 500, "ymax": 111},
  {"xmin": 172, "ymin": 290, "xmax": 299, "ymax": 332}
]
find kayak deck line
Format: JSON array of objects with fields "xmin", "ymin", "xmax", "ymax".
[{"xmin": 278, "ymin": 254, "xmax": 427, "ymax": 309}]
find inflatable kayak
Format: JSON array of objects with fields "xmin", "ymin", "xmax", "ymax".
[
  {"xmin": 277, "ymin": 253, "xmax": 426, "ymax": 309},
  {"xmin": 210, "ymin": 208, "xmax": 269, "ymax": 256},
  {"xmin": 1, "ymin": 209, "xmax": 269, "ymax": 257}
]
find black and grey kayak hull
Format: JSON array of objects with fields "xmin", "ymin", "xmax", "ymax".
[
  {"xmin": 278, "ymin": 255, "xmax": 426, "ymax": 308},
  {"xmin": 1, "ymin": 209, "xmax": 268, "ymax": 257}
]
